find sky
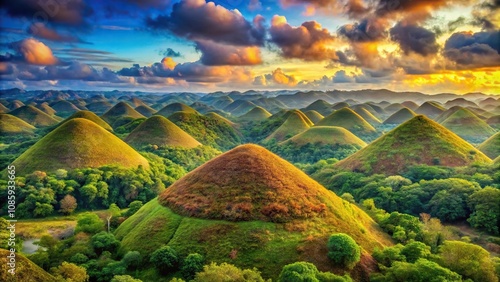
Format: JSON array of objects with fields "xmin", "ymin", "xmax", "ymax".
[{"xmin": 0, "ymin": 0, "xmax": 499, "ymax": 94}]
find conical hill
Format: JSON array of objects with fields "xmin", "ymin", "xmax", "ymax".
[
  {"xmin": 265, "ymin": 110, "xmax": 313, "ymax": 142},
  {"xmin": 415, "ymin": 101, "xmax": 445, "ymax": 118},
  {"xmin": 12, "ymin": 118, "xmax": 149, "ymax": 175},
  {"xmin": 304, "ymin": 110, "xmax": 324, "ymax": 124},
  {"xmin": 64, "ymin": 110, "xmax": 113, "ymax": 131},
  {"xmin": 335, "ymin": 115, "xmax": 492, "ymax": 175},
  {"xmin": 101, "ymin": 102, "xmax": 145, "ymax": 125},
  {"xmin": 125, "ymin": 115, "xmax": 201, "ymax": 149},
  {"xmin": 157, "ymin": 103, "xmax": 198, "ymax": 117},
  {"xmin": 478, "ymin": 132, "xmax": 500, "ymax": 159},
  {"xmin": 283, "ymin": 126, "xmax": 367, "ymax": 147},
  {"xmin": 0, "ymin": 114, "xmax": 36, "ymax": 135},
  {"xmin": 440, "ymin": 108, "xmax": 496, "ymax": 143},
  {"xmin": 9, "ymin": 106, "xmax": 60, "ymax": 127},
  {"xmin": 239, "ymin": 106, "xmax": 271, "ymax": 121},
  {"xmin": 316, "ymin": 108, "xmax": 377, "ymax": 137},
  {"xmin": 135, "ymin": 105, "xmax": 156, "ymax": 117},
  {"xmin": 383, "ymin": 107, "xmax": 417, "ymax": 124},
  {"xmin": 0, "ymin": 249, "xmax": 55, "ymax": 282}
]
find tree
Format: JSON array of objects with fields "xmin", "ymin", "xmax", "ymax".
[
  {"xmin": 75, "ymin": 213, "xmax": 104, "ymax": 234},
  {"xmin": 278, "ymin": 262, "xmax": 351, "ymax": 282},
  {"xmin": 192, "ymin": 262, "xmax": 266, "ymax": 282},
  {"xmin": 105, "ymin": 203, "xmax": 121, "ymax": 232},
  {"xmin": 150, "ymin": 246, "xmax": 179, "ymax": 273},
  {"xmin": 467, "ymin": 187, "xmax": 500, "ymax": 234},
  {"xmin": 125, "ymin": 200, "xmax": 143, "ymax": 217},
  {"xmin": 60, "ymin": 195, "xmax": 77, "ymax": 215},
  {"xmin": 439, "ymin": 241, "xmax": 497, "ymax": 282},
  {"xmin": 327, "ymin": 233, "xmax": 361, "ymax": 269},
  {"xmin": 181, "ymin": 253, "xmax": 204, "ymax": 280},
  {"xmin": 91, "ymin": 231, "xmax": 120, "ymax": 255},
  {"xmin": 400, "ymin": 241, "xmax": 431, "ymax": 263},
  {"xmin": 370, "ymin": 259, "xmax": 461, "ymax": 282},
  {"xmin": 111, "ymin": 275, "xmax": 142, "ymax": 282},
  {"xmin": 52, "ymin": 262, "xmax": 89, "ymax": 282},
  {"xmin": 121, "ymin": 251, "xmax": 142, "ymax": 270}
]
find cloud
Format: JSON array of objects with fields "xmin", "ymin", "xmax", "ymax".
[
  {"xmin": 28, "ymin": 23, "xmax": 88, "ymax": 43},
  {"xmin": 122, "ymin": 0, "xmax": 170, "ymax": 8},
  {"xmin": 332, "ymin": 70, "xmax": 355, "ymax": 83},
  {"xmin": 195, "ymin": 40, "xmax": 262, "ymax": 66},
  {"xmin": 338, "ymin": 17, "xmax": 388, "ymax": 42},
  {"xmin": 1, "ymin": 0, "xmax": 93, "ymax": 28},
  {"xmin": 248, "ymin": 0, "xmax": 263, "ymax": 11},
  {"xmin": 390, "ymin": 22, "xmax": 439, "ymax": 56},
  {"xmin": 145, "ymin": 0, "xmax": 265, "ymax": 46},
  {"xmin": 471, "ymin": 0, "xmax": 500, "ymax": 30},
  {"xmin": 9, "ymin": 38, "xmax": 58, "ymax": 65},
  {"xmin": 253, "ymin": 68, "xmax": 298, "ymax": 87},
  {"xmin": 161, "ymin": 48, "xmax": 182, "ymax": 57},
  {"xmin": 269, "ymin": 15, "xmax": 338, "ymax": 61},
  {"xmin": 52, "ymin": 48, "xmax": 134, "ymax": 65},
  {"xmin": 280, "ymin": 0, "xmax": 370, "ymax": 19},
  {"xmin": 443, "ymin": 30, "xmax": 500, "ymax": 68}
]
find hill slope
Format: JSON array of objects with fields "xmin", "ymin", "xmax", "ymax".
[
  {"xmin": 440, "ymin": 108, "xmax": 496, "ymax": 143},
  {"xmin": 335, "ymin": 115, "xmax": 492, "ymax": 175},
  {"xmin": 9, "ymin": 106, "xmax": 60, "ymax": 127},
  {"xmin": 0, "ymin": 113, "xmax": 36, "ymax": 135},
  {"xmin": 383, "ymin": 107, "xmax": 417, "ymax": 124},
  {"xmin": 304, "ymin": 110, "xmax": 324, "ymax": 124},
  {"xmin": 125, "ymin": 115, "xmax": 201, "ymax": 149},
  {"xmin": 135, "ymin": 105, "xmax": 156, "ymax": 117},
  {"xmin": 12, "ymin": 118, "xmax": 149, "ymax": 175},
  {"xmin": 64, "ymin": 110, "xmax": 113, "ymax": 131},
  {"xmin": 156, "ymin": 102, "xmax": 198, "ymax": 117},
  {"xmin": 0, "ymin": 249, "xmax": 55, "ymax": 282},
  {"xmin": 478, "ymin": 132, "xmax": 500, "ymax": 159},
  {"xmin": 239, "ymin": 106, "xmax": 272, "ymax": 121},
  {"xmin": 283, "ymin": 126, "xmax": 367, "ymax": 147},
  {"xmin": 101, "ymin": 102, "xmax": 145, "ymax": 125},
  {"xmin": 265, "ymin": 110, "xmax": 313, "ymax": 142},
  {"xmin": 316, "ymin": 108, "xmax": 377, "ymax": 137},
  {"xmin": 415, "ymin": 101, "xmax": 445, "ymax": 118}
]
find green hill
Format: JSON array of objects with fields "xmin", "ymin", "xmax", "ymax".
[
  {"xmin": 384, "ymin": 103, "xmax": 404, "ymax": 114},
  {"xmin": 0, "ymin": 103, "xmax": 8, "ymax": 113},
  {"xmin": 351, "ymin": 105, "xmax": 382, "ymax": 126},
  {"xmin": 116, "ymin": 144, "xmax": 392, "ymax": 279},
  {"xmin": 238, "ymin": 106, "xmax": 271, "ymax": 121},
  {"xmin": 0, "ymin": 113, "xmax": 36, "ymax": 135},
  {"xmin": 63, "ymin": 110, "xmax": 113, "ymax": 131},
  {"xmin": 440, "ymin": 108, "xmax": 496, "ymax": 143},
  {"xmin": 316, "ymin": 108, "xmax": 377, "ymax": 138},
  {"xmin": 401, "ymin": 101, "xmax": 419, "ymax": 110},
  {"xmin": 304, "ymin": 110, "xmax": 324, "ymax": 124},
  {"xmin": 478, "ymin": 132, "xmax": 500, "ymax": 159},
  {"xmin": 101, "ymin": 102, "xmax": 145, "ymax": 125},
  {"xmin": 332, "ymin": 102, "xmax": 350, "ymax": 111},
  {"xmin": 12, "ymin": 118, "xmax": 149, "ymax": 175},
  {"xmin": 224, "ymin": 100, "xmax": 257, "ymax": 116},
  {"xmin": 283, "ymin": 126, "xmax": 367, "ymax": 147},
  {"xmin": 205, "ymin": 112, "xmax": 236, "ymax": 127},
  {"xmin": 415, "ymin": 101, "xmax": 445, "ymax": 119},
  {"xmin": 37, "ymin": 103, "xmax": 57, "ymax": 116},
  {"xmin": 125, "ymin": 115, "xmax": 201, "ymax": 149},
  {"xmin": 128, "ymin": 97, "xmax": 147, "ymax": 107},
  {"xmin": 86, "ymin": 101, "xmax": 113, "ymax": 114},
  {"xmin": 8, "ymin": 100, "xmax": 25, "ymax": 110},
  {"xmin": 9, "ymin": 106, "xmax": 60, "ymax": 127},
  {"xmin": 0, "ymin": 249, "xmax": 55, "ymax": 282},
  {"xmin": 135, "ymin": 105, "xmax": 156, "ymax": 117},
  {"xmin": 49, "ymin": 100, "xmax": 80, "ymax": 116},
  {"xmin": 335, "ymin": 115, "xmax": 492, "ymax": 175},
  {"xmin": 303, "ymin": 99, "xmax": 333, "ymax": 115},
  {"xmin": 168, "ymin": 111, "xmax": 242, "ymax": 150},
  {"xmin": 157, "ymin": 102, "xmax": 198, "ymax": 117},
  {"xmin": 265, "ymin": 110, "xmax": 313, "ymax": 142},
  {"xmin": 435, "ymin": 106, "xmax": 463, "ymax": 123},
  {"xmin": 383, "ymin": 107, "xmax": 417, "ymax": 125}
]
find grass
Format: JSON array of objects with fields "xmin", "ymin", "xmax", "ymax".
[
  {"xmin": 316, "ymin": 108, "xmax": 377, "ymax": 138},
  {"xmin": 125, "ymin": 115, "xmax": 201, "ymax": 149},
  {"xmin": 351, "ymin": 105, "xmax": 382, "ymax": 126},
  {"xmin": 63, "ymin": 110, "xmax": 113, "ymax": 131},
  {"xmin": 336, "ymin": 115, "xmax": 493, "ymax": 175},
  {"xmin": 12, "ymin": 118, "xmax": 149, "ymax": 175},
  {"xmin": 238, "ymin": 106, "xmax": 272, "ymax": 121},
  {"xmin": 283, "ymin": 126, "xmax": 366, "ymax": 147},
  {"xmin": 383, "ymin": 107, "xmax": 417, "ymax": 125},
  {"xmin": 101, "ymin": 102, "xmax": 145, "ymax": 125},
  {"xmin": 441, "ymin": 108, "xmax": 497, "ymax": 143},
  {"xmin": 0, "ymin": 249, "xmax": 55, "ymax": 282},
  {"xmin": 135, "ymin": 104, "xmax": 157, "ymax": 117},
  {"xmin": 205, "ymin": 112, "xmax": 236, "ymax": 127},
  {"xmin": 478, "ymin": 132, "xmax": 500, "ymax": 159},
  {"xmin": 265, "ymin": 110, "xmax": 313, "ymax": 142},
  {"xmin": 156, "ymin": 103, "xmax": 199, "ymax": 117},
  {"xmin": 9, "ymin": 106, "xmax": 60, "ymax": 127},
  {"xmin": 15, "ymin": 216, "xmax": 77, "ymax": 239},
  {"xmin": 303, "ymin": 110, "xmax": 324, "ymax": 124},
  {"xmin": 0, "ymin": 114, "xmax": 36, "ymax": 135}
]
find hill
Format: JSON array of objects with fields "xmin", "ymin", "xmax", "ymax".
[
  {"xmin": 316, "ymin": 108, "xmax": 377, "ymax": 138},
  {"xmin": 415, "ymin": 101, "xmax": 445, "ymax": 119},
  {"xmin": 0, "ymin": 103, "xmax": 8, "ymax": 113},
  {"xmin": 49, "ymin": 100, "xmax": 81, "ymax": 116},
  {"xmin": 86, "ymin": 101, "xmax": 113, "ymax": 114},
  {"xmin": 8, "ymin": 100, "xmax": 25, "ymax": 110},
  {"xmin": 238, "ymin": 106, "xmax": 272, "ymax": 121},
  {"xmin": 101, "ymin": 102, "xmax": 145, "ymax": 125},
  {"xmin": 401, "ymin": 101, "xmax": 419, "ymax": 110},
  {"xmin": 487, "ymin": 115, "xmax": 500, "ymax": 129},
  {"xmin": 128, "ymin": 97, "xmax": 147, "ymax": 107},
  {"xmin": 168, "ymin": 111, "xmax": 242, "ymax": 150},
  {"xmin": 440, "ymin": 108, "xmax": 496, "ymax": 143},
  {"xmin": 0, "ymin": 249, "xmax": 55, "ymax": 282},
  {"xmin": 0, "ymin": 113, "xmax": 36, "ymax": 135},
  {"xmin": 265, "ymin": 110, "xmax": 313, "ymax": 142},
  {"xmin": 304, "ymin": 110, "xmax": 324, "ymax": 124},
  {"xmin": 205, "ymin": 112, "xmax": 236, "ymax": 127},
  {"xmin": 283, "ymin": 126, "xmax": 367, "ymax": 147},
  {"xmin": 383, "ymin": 107, "xmax": 417, "ymax": 124},
  {"xmin": 478, "ymin": 132, "xmax": 500, "ymax": 159},
  {"xmin": 12, "ymin": 118, "xmax": 149, "ymax": 175},
  {"xmin": 63, "ymin": 110, "xmax": 113, "ymax": 131},
  {"xmin": 9, "ymin": 105, "xmax": 60, "ymax": 127},
  {"xmin": 135, "ymin": 105, "xmax": 156, "ymax": 117},
  {"xmin": 435, "ymin": 106, "xmax": 463, "ymax": 123},
  {"xmin": 351, "ymin": 105, "xmax": 382, "ymax": 126},
  {"xmin": 335, "ymin": 115, "xmax": 492, "ymax": 175},
  {"xmin": 384, "ymin": 103, "xmax": 404, "ymax": 114},
  {"xmin": 156, "ymin": 102, "xmax": 198, "ymax": 117},
  {"xmin": 125, "ymin": 115, "xmax": 201, "ymax": 149},
  {"xmin": 302, "ymin": 99, "xmax": 333, "ymax": 115},
  {"xmin": 223, "ymin": 100, "xmax": 257, "ymax": 116},
  {"xmin": 37, "ymin": 103, "xmax": 57, "ymax": 116},
  {"xmin": 116, "ymin": 144, "xmax": 392, "ymax": 279}
]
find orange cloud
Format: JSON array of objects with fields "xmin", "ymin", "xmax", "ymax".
[
  {"xmin": 15, "ymin": 38, "xmax": 58, "ymax": 65},
  {"xmin": 254, "ymin": 68, "xmax": 298, "ymax": 87},
  {"xmin": 161, "ymin": 57, "xmax": 177, "ymax": 70},
  {"xmin": 195, "ymin": 40, "xmax": 262, "ymax": 66}
]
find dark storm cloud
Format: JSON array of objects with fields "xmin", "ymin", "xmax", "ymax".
[
  {"xmin": 145, "ymin": 0, "xmax": 266, "ymax": 46},
  {"xmin": 161, "ymin": 48, "xmax": 182, "ymax": 57},
  {"xmin": 390, "ymin": 22, "xmax": 439, "ymax": 56},
  {"xmin": 444, "ymin": 31, "xmax": 500, "ymax": 67},
  {"xmin": 338, "ymin": 17, "xmax": 388, "ymax": 42}
]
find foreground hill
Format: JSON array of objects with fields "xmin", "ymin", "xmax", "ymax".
[
  {"xmin": 12, "ymin": 118, "xmax": 149, "ymax": 175},
  {"xmin": 335, "ymin": 115, "xmax": 492, "ymax": 175},
  {"xmin": 101, "ymin": 102, "xmax": 145, "ymax": 126},
  {"xmin": 440, "ymin": 108, "xmax": 496, "ymax": 143},
  {"xmin": 117, "ymin": 144, "xmax": 392, "ymax": 279},
  {"xmin": 478, "ymin": 132, "xmax": 500, "ymax": 159},
  {"xmin": 0, "ymin": 249, "xmax": 55, "ymax": 282},
  {"xmin": 0, "ymin": 113, "xmax": 36, "ymax": 135},
  {"xmin": 316, "ymin": 108, "xmax": 377, "ymax": 139},
  {"xmin": 125, "ymin": 115, "xmax": 201, "ymax": 149},
  {"xmin": 9, "ymin": 106, "xmax": 60, "ymax": 127},
  {"xmin": 64, "ymin": 110, "xmax": 113, "ymax": 131},
  {"xmin": 265, "ymin": 110, "xmax": 313, "ymax": 142}
]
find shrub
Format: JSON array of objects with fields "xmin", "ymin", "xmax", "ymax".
[
  {"xmin": 181, "ymin": 253, "xmax": 204, "ymax": 280},
  {"xmin": 121, "ymin": 251, "xmax": 142, "ymax": 270},
  {"xmin": 327, "ymin": 233, "xmax": 361, "ymax": 269},
  {"xmin": 150, "ymin": 246, "xmax": 179, "ymax": 273},
  {"xmin": 192, "ymin": 262, "xmax": 266, "ymax": 282}
]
